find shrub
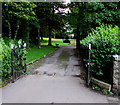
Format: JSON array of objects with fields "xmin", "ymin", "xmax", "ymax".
[
  {"xmin": 81, "ymin": 25, "xmax": 120, "ymax": 83},
  {"xmin": 63, "ymin": 39, "xmax": 70, "ymax": 43},
  {"xmin": 63, "ymin": 36, "xmax": 70, "ymax": 43},
  {"xmin": 0, "ymin": 38, "xmax": 11, "ymax": 81},
  {"xmin": 0, "ymin": 38, "xmax": 27, "ymax": 81}
]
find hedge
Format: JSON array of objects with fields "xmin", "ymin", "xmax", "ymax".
[{"xmin": 81, "ymin": 25, "xmax": 120, "ymax": 83}]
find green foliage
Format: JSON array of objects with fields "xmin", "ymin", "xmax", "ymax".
[
  {"xmin": 102, "ymin": 89, "xmax": 111, "ymax": 95},
  {"xmin": 11, "ymin": 39, "xmax": 27, "ymax": 76},
  {"xmin": 92, "ymin": 84, "xmax": 100, "ymax": 91},
  {"xmin": 3, "ymin": 2, "xmax": 37, "ymax": 21},
  {"xmin": 92, "ymin": 84, "xmax": 112, "ymax": 95},
  {"xmin": 2, "ymin": 2, "xmax": 66, "ymax": 47},
  {"xmin": 81, "ymin": 25, "xmax": 120, "ymax": 82},
  {"xmin": 0, "ymin": 38, "xmax": 11, "ymax": 80},
  {"xmin": 67, "ymin": 2, "xmax": 120, "ymax": 39},
  {"xmin": 0, "ymin": 38, "xmax": 27, "ymax": 81},
  {"xmin": 0, "ymin": 83, "xmax": 7, "ymax": 88}
]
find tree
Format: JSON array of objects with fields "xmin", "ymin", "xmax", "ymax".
[
  {"xmin": 35, "ymin": 2, "xmax": 66, "ymax": 46},
  {"xmin": 66, "ymin": 2, "xmax": 120, "ymax": 49},
  {"xmin": 2, "ymin": 2, "xmax": 66, "ymax": 47},
  {"xmin": 66, "ymin": 3, "xmax": 85, "ymax": 49},
  {"xmin": 2, "ymin": 2, "xmax": 37, "ymax": 47}
]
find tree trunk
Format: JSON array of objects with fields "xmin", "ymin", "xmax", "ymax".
[
  {"xmin": 41, "ymin": 35, "xmax": 43, "ymax": 40},
  {"xmin": 26, "ymin": 21, "xmax": 30, "ymax": 48},
  {"xmin": 75, "ymin": 3, "xmax": 83, "ymax": 49},
  {"xmin": 7, "ymin": 21, "xmax": 12, "ymax": 39},
  {"xmin": 38, "ymin": 28, "xmax": 41, "ymax": 48},
  {"xmin": 40, "ymin": 27, "xmax": 43, "ymax": 40},
  {"xmin": 48, "ymin": 27, "xmax": 52, "ymax": 46},
  {"xmin": 21, "ymin": 20, "xmax": 30, "ymax": 48},
  {"xmin": 14, "ymin": 21, "xmax": 20, "ymax": 40},
  {"xmin": 76, "ymin": 25, "xmax": 80, "ymax": 49}
]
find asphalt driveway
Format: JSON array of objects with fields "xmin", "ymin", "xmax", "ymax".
[{"xmin": 2, "ymin": 45, "xmax": 109, "ymax": 103}]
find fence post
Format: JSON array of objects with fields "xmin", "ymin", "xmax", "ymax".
[
  {"xmin": 11, "ymin": 44, "xmax": 15, "ymax": 83},
  {"xmin": 88, "ymin": 43, "xmax": 91, "ymax": 86},
  {"xmin": 23, "ymin": 41, "xmax": 26, "ymax": 73}
]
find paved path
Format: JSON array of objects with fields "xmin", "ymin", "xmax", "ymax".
[{"xmin": 2, "ymin": 45, "xmax": 109, "ymax": 103}]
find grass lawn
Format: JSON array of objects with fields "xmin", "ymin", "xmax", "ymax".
[
  {"xmin": 41, "ymin": 38, "xmax": 71, "ymax": 45},
  {"xmin": 26, "ymin": 46, "xmax": 57, "ymax": 63},
  {"xmin": 27, "ymin": 38, "xmax": 75, "ymax": 63}
]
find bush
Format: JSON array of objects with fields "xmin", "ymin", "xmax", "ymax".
[
  {"xmin": 63, "ymin": 36, "xmax": 70, "ymax": 43},
  {"xmin": 81, "ymin": 25, "xmax": 120, "ymax": 83},
  {"xmin": 0, "ymin": 38, "xmax": 11, "ymax": 81},
  {"xmin": 0, "ymin": 38, "xmax": 27, "ymax": 81},
  {"xmin": 63, "ymin": 39, "xmax": 70, "ymax": 43}
]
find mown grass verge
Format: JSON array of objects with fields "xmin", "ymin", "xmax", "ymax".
[{"xmin": 26, "ymin": 45, "xmax": 57, "ymax": 63}]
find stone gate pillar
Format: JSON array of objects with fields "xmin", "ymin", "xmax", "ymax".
[{"xmin": 113, "ymin": 55, "xmax": 120, "ymax": 94}]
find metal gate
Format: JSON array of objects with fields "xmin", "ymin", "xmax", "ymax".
[{"xmin": 11, "ymin": 40, "xmax": 26, "ymax": 82}]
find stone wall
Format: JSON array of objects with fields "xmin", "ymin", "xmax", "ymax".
[{"xmin": 113, "ymin": 55, "xmax": 120, "ymax": 93}]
